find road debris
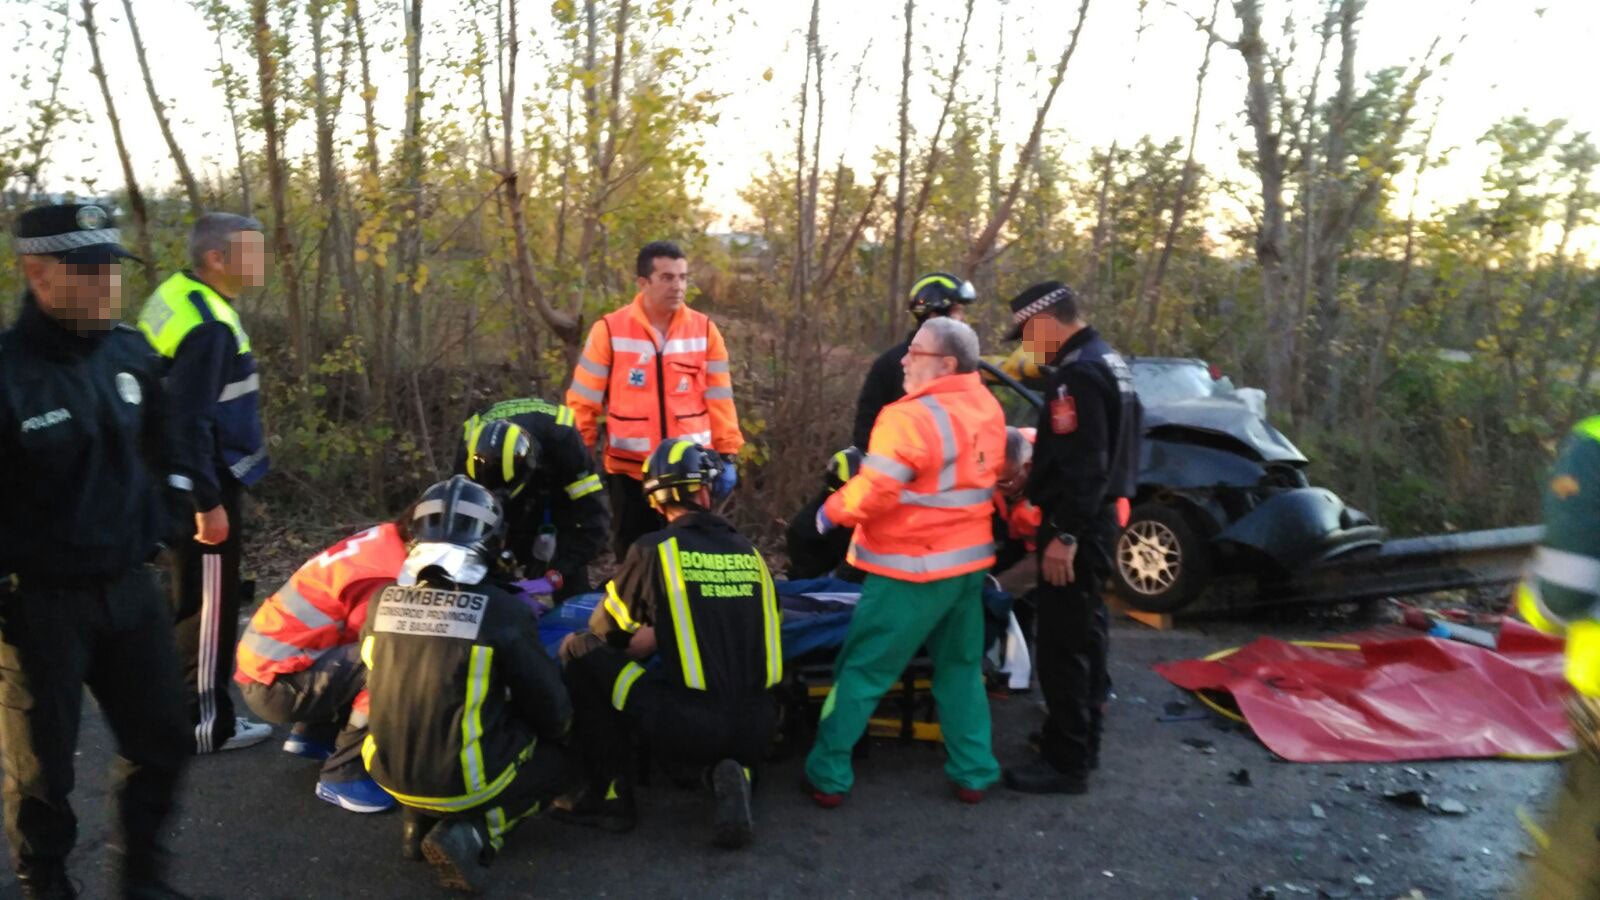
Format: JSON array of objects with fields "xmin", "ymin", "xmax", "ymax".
[{"xmin": 1228, "ymin": 768, "xmax": 1252, "ymax": 786}]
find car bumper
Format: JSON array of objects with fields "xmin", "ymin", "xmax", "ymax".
[{"xmin": 1216, "ymin": 487, "xmax": 1385, "ymax": 569}]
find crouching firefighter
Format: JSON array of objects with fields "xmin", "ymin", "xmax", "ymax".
[
  {"xmin": 360, "ymin": 476, "xmax": 577, "ymax": 894},
  {"xmin": 558, "ymin": 438, "xmax": 784, "ymax": 849}
]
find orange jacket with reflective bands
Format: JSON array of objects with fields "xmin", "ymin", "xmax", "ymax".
[
  {"xmin": 824, "ymin": 372, "xmax": 1006, "ymax": 583},
  {"xmin": 566, "ymin": 294, "xmax": 743, "ymax": 478},
  {"xmin": 995, "ymin": 493, "xmax": 1043, "ymax": 550},
  {"xmin": 235, "ymin": 523, "xmax": 405, "ymax": 689}
]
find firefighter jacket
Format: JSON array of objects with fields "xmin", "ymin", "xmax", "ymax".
[
  {"xmin": 138, "ymin": 271, "xmax": 268, "ymax": 506},
  {"xmin": 457, "ymin": 398, "xmax": 610, "ymax": 583},
  {"xmin": 1517, "ymin": 416, "xmax": 1600, "ymax": 697},
  {"xmin": 824, "ymin": 371, "xmax": 1007, "ymax": 583},
  {"xmin": 1027, "ymin": 327, "xmax": 1143, "ymax": 544},
  {"xmin": 360, "ymin": 573, "xmax": 572, "ymax": 813},
  {"xmin": 565, "ymin": 294, "xmax": 743, "ymax": 478},
  {"xmin": 589, "ymin": 511, "xmax": 782, "ymax": 701},
  {"xmin": 235, "ymin": 523, "xmax": 405, "ymax": 688}
]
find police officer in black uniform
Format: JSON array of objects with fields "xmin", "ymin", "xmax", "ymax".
[
  {"xmin": 998, "ymin": 281, "xmax": 1141, "ymax": 796},
  {"xmin": 0, "ymin": 204, "xmax": 192, "ymax": 898},
  {"xmin": 850, "ymin": 273, "xmax": 976, "ymax": 450},
  {"xmin": 456, "ymin": 398, "xmax": 610, "ymax": 600},
  {"xmin": 361, "ymin": 476, "xmax": 576, "ymax": 895},
  {"xmin": 558, "ymin": 438, "xmax": 783, "ymax": 849}
]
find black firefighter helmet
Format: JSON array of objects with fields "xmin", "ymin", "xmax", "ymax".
[{"xmin": 641, "ymin": 438, "xmax": 721, "ymax": 510}]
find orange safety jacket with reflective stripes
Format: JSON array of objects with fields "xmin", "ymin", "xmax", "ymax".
[
  {"xmin": 234, "ymin": 523, "xmax": 405, "ymax": 706},
  {"xmin": 824, "ymin": 372, "xmax": 1006, "ymax": 583},
  {"xmin": 566, "ymin": 294, "xmax": 743, "ymax": 478},
  {"xmin": 995, "ymin": 493, "xmax": 1044, "ymax": 551}
]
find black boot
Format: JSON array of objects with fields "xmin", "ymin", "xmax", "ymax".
[
  {"xmin": 1003, "ymin": 759, "xmax": 1089, "ymax": 795},
  {"xmin": 550, "ymin": 779, "xmax": 637, "ymax": 833},
  {"xmin": 710, "ymin": 759, "xmax": 754, "ymax": 849},
  {"xmin": 419, "ymin": 820, "xmax": 492, "ymax": 895},
  {"xmin": 402, "ymin": 807, "xmax": 440, "ymax": 861}
]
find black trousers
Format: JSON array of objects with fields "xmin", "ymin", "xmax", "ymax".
[
  {"xmin": 607, "ymin": 474, "xmax": 664, "ymax": 562},
  {"xmin": 400, "ymin": 739, "xmax": 577, "ymax": 853},
  {"xmin": 1033, "ymin": 512, "xmax": 1114, "ymax": 776},
  {"xmin": 565, "ymin": 645, "xmax": 774, "ymax": 797},
  {"xmin": 169, "ymin": 479, "xmax": 245, "ymax": 753},
  {"xmin": 0, "ymin": 566, "xmax": 189, "ymax": 885},
  {"xmin": 239, "ymin": 643, "xmax": 367, "ymax": 781}
]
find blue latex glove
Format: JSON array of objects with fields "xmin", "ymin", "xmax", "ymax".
[
  {"xmin": 712, "ymin": 455, "xmax": 738, "ymax": 499},
  {"xmin": 816, "ymin": 507, "xmax": 835, "ymax": 534}
]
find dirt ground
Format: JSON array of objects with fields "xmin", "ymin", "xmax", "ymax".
[{"xmin": 0, "ymin": 605, "xmax": 1558, "ymax": 900}]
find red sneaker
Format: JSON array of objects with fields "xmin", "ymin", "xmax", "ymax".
[
  {"xmin": 801, "ymin": 777, "xmax": 844, "ymax": 809},
  {"xmin": 953, "ymin": 785, "xmax": 986, "ymax": 805}
]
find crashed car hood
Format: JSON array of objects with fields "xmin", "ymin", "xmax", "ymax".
[{"xmin": 1142, "ymin": 396, "xmax": 1308, "ymax": 464}]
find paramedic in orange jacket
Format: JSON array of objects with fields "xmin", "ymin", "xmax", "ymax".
[
  {"xmin": 235, "ymin": 521, "xmax": 408, "ymax": 814},
  {"xmin": 803, "ymin": 317, "xmax": 1007, "ymax": 807},
  {"xmin": 566, "ymin": 241, "xmax": 744, "ymax": 559}
]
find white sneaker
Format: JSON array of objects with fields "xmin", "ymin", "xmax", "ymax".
[{"xmin": 218, "ymin": 717, "xmax": 272, "ymax": 752}]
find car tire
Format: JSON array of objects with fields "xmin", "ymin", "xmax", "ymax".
[{"xmin": 1112, "ymin": 502, "xmax": 1212, "ymax": 613}]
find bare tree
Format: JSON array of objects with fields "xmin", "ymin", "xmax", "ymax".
[
  {"xmin": 397, "ymin": 0, "xmax": 428, "ymax": 356},
  {"xmin": 884, "ymin": 0, "xmax": 913, "ymax": 340},
  {"xmin": 250, "ymin": 0, "xmax": 304, "ymax": 374},
  {"xmin": 200, "ymin": 0, "xmax": 254, "ymax": 213},
  {"xmin": 122, "ymin": 0, "xmax": 202, "ymax": 214},
  {"xmin": 19, "ymin": 3, "xmax": 73, "ymax": 200},
  {"xmin": 963, "ymin": 0, "xmax": 1092, "ymax": 276},
  {"xmin": 906, "ymin": 0, "xmax": 976, "ymax": 279},
  {"xmin": 80, "ymin": 0, "xmax": 154, "ymax": 295}
]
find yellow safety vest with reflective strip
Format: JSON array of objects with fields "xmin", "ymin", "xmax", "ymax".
[
  {"xmin": 139, "ymin": 271, "xmax": 253, "ymax": 356},
  {"xmin": 1517, "ymin": 416, "xmax": 1600, "ymax": 696}
]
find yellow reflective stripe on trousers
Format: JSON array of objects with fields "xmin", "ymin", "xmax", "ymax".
[
  {"xmin": 758, "ymin": 556, "xmax": 783, "ymax": 688},
  {"xmin": 371, "ymin": 760, "xmax": 521, "ymax": 814},
  {"xmin": 658, "ymin": 538, "xmax": 707, "ymax": 690},
  {"xmin": 360, "ymin": 635, "xmax": 376, "ymax": 669},
  {"xmin": 612, "ymin": 660, "xmax": 647, "ymax": 710},
  {"xmin": 460, "ymin": 645, "xmax": 494, "ymax": 795}
]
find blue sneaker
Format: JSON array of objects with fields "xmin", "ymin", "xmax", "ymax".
[
  {"xmin": 283, "ymin": 734, "xmax": 335, "ymax": 760},
  {"xmin": 315, "ymin": 777, "xmax": 395, "ymax": 814}
]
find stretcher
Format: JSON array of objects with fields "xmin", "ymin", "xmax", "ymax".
[{"xmin": 538, "ymin": 576, "xmax": 1029, "ymax": 747}]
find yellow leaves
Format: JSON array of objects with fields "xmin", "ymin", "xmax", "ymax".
[
  {"xmin": 354, "ymin": 248, "xmax": 369, "ymax": 263},
  {"xmin": 413, "ymin": 263, "xmax": 430, "ymax": 295},
  {"xmin": 361, "ymin": 85, "xmax": 378, "ymax": 103},
  {"xmin": 762, "ymin": 67, "xmax": 773, "ymax": 82},
  {"xmin": 551, "ymin": 0, "xmax": 576, "ymax": 23}
]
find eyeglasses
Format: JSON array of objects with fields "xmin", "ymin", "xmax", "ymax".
[{"xmin": 905, "ymin": 348, "xmax": 952, "ymax": 359}]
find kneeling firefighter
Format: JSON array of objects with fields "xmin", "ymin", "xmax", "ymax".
[
  {"xmin": 360, "ymin": 476, "xmax": 577, "ymax": 894},
  {"xmin": 558, "ymin": 438, "xmax": 784, "ymax": 849}
]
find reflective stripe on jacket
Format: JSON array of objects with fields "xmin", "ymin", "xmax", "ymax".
[
  {"xmin": 1517, "ymin": 416, "xmax": 1600, "ymax": 696},
  {"xmin": 138, "ymin": 271, "xmax": 269, "ymax": 485},
  {"xmin": 565, "ymin": 294, "xmax": 743, "ymax": 477},
  {"xmin": 235, "ymin": 523, "xmax": 405, "ymax": 686},
  {"xmin": 824, "ymin": 371, "xmax": 1006, "ymax": 583}
]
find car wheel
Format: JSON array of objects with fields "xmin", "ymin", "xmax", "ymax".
[{"xmin": 1113, "ymin": 503, "xmax": 1212, "ymax": 613}]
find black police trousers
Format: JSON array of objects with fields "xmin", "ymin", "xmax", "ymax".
[
  {"xmin": 607, "ymin": 475, "xmax": 665, "ymax": 563},
  {"xmin": 169, "ymin": 479, "xmax": 244, "ymax": 753},
  {"xmin": 240, "ymin": 643, "xmax": 367, "ymax": 782},
  {"xmin": 0, "ymin": 566, "xmax": 189, "ymax": 884},
  {"xmin": 565, "ymin": 645, "xmax": 774, "ymax": 797},
  {"xmin": 1032, "ymin": 511, "xmax": 1114, "ymax": 777}
]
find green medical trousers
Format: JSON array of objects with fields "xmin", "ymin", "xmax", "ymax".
[{"xmin": 804, "ymin": 571, "xmax": 1000, "ymax": 794}]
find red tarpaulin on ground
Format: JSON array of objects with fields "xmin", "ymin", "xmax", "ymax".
[{"xmin": 1154, "ymin": 621, "xmax": 1575, "ymax": 762}]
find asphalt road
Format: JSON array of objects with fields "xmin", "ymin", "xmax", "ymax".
[{"xmin": 0, "ymin": 616, "xmax": 1557, "ymax": 900}]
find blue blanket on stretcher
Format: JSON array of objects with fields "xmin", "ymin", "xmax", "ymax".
[{"xmin": 537, "ymin": 576, "xmax": 1013, "ymax": 662}]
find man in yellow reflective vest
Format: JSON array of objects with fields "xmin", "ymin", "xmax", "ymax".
[
  {"xmin": 139, "ymin": 213, "xmax": 273, "ymax": 755},
  {"xmin": 565, "ymin": 241, "xmax": 744, "ymax": 559},
  {"xmin": 1518, "ymin": 415, "xmax": 1600, "ymax": 898},
  {"xmin": 557, "ymin": 438, "xmax": 782, "ymax": 849}
]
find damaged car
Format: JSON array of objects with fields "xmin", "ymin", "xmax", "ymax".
[{"xmin": 982, "ymin": 355, "xmax": 1383, "ymax": 613}]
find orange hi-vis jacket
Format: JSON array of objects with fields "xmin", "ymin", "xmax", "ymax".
[
  {"xmin": 995, "ymin": 493, "xmax": 1044, "ymax": 551},
  {"xmin": 235, "ymin": 523, "xmax": 405, "ymax": 707},
  {"xmin": 566, "ymin": 294, "xmax": 744, "ymax": 479},
  {"xmin": 824, "ymin": 372, "xmax": 1006, "ymax": 583}
]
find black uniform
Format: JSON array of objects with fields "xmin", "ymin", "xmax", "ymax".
[
  {"xmin": 783, "ymin": 490, "xmax": 862, "ymax": 582},
  {"xmin": 850, "ymin": 335, "xmax": 912, "ymax": 451},
  {"xmin": 457, "ymin": 399, "xmax": 610, "ymax": 598},
  {"xmin": 0, "ymin": 293, "xmax": 189, "ymax": 891},
  {"xmin": 564, "ymin": 511, "xmax": 783, "ymax": 804},
  {"xmin": 1026, "ymin": 326, "xmax": 1141, "ymax": 777},
  {"xmin": 361, "ymin": 574, "xmax": 576, "ymax": 851}
]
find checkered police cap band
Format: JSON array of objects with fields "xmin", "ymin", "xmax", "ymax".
[
  {"xmin": 1011, "ymin": 286, "xmax": 1072, "ymax": 329},
  {"xmin": 15, "ymin": 229, "xmax": 123, "ymax": 256}
]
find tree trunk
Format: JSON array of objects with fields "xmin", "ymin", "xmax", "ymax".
[
  {"xmin": 122, "ymin": 0, "xmax": 202, "ymax": 215},
  {"xmin": 1140, "ymin": 0, "xmax": 1220, "ymax": 345},
  {"xmin": 884, "ymin": 0, "xmax": 913, "ymax": 341},
  {"xmin": 19, "ymin": 6, "xmax": 72, "ymax": 200},
  {"xmin": 250, "ymin": 0, "xmax": 304, "ymax": 376},
  {"xmin": 963, "ymin": 0, "xmax": 1091, "ymax": 277},
  {"xmin": 399, "ymin": 0, "xmax": 427, "ymax": 356},
  {"xmin": 906, "ymin": 0, "xmax": 975, "ymax": 282},
  {"xmin": 80, "ymin": 0, "xmax": 155, "ymax": 297}
]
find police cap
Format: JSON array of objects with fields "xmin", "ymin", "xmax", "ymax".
[{"xmin": 15, "ymin": 202, "xmax": 141, "ymax": 264}]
